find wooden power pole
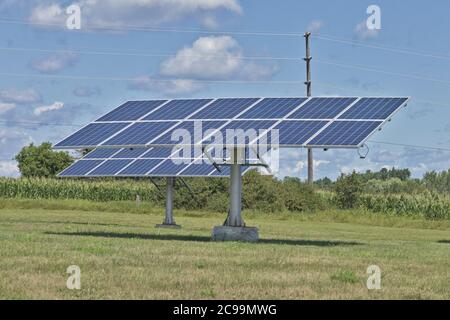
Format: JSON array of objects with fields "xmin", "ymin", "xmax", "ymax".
[{"xmin": 304, "ymin": 32, "xmax": 313, "ymax": 184}]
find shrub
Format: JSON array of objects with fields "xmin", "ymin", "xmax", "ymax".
[{"xmin": 335, "ymin": 172, "xmax": 363, "ymax": 209}]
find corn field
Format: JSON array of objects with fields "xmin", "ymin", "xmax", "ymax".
[
  {"xmin": 0, "ymin": 177, "xmax": 160, "ymax": 202},
  {"xmin": 0, "ymin": 177, "xmax": 449, "ymax": 219}
]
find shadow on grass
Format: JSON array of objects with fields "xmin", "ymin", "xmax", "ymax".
[
  {"xmin": 45, "ymin": 231, "xmax": 362, "ymax": 247},
  {"xmin": 6, "ymin": 219, "xmax": 136, "ymax": 228},
  {"xmin": 437, "ymin": 240, "xmax": 450, "ymax": 244}
]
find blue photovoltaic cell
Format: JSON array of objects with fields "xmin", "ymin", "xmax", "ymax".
[
  {"xmin": 142, "ymin": 147, "xmax": 179, "ymax": 158},
  {"xmin": 143, "ymin": 99, "xmax": 212, "ymax": 120},
  {"xmin": 152, "ymin": 120, "xmax": 225, "ymax": 145},
  {"xmin": 112, "ymin": 148, "xmax": 149, "ymax": 159},
  {"xmin": 58, "ymin": 160, "xmax": 103, "ymax": 176},
  {"xmin": 89, "ymin": 159, "xmax": 133, "ymax": 175},
  {"xmin": 288, "ymin": 97, "xmax": 357, "ymax": 119},
  {"xmin": 339, "ymin": 97, "xmax": 408, "ymax": 119},
  {"xmin": 206, "ymin": 120, "xmax": 276, "ymax": 145},
  {"xmin": 181, "ymin": 163, "xmax": 216, "ymax": 176},
  {"xmin": 238, "ymin": 98, "xmax": 307, "ymax": 119},
  {"xmin": 118, "ymin": 159, "xmax": 163, "ymax": 175},
  {"xmin": 308, "ymin": 121, "xmax": 381, "ymax": 146},
  {"xmin": 54, "ymin": 122, "xmax": 129, "ymax": 148},
  {"xmin": 97, "ymin": 100, "xmax": 167, "ymax": 121},
  {"xmin": 191, "ymin": 98, "xmax": 260, "ymax": 119},
  {"xmin": 102, "ymin": 121, "xmax": 175, "ymax": 146},
  {"xmin": 147, "ymin": 159, "xmax": 186, "ymax": 176},
  {"xmin": 273, "ymin": 121, "xmax": 328, "ymax": 145},
  {"xmin": 84, "ymin": 148, "xmax": 119, "ymax": 159}
]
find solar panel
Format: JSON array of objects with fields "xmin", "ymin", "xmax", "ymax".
[
  {"xmin": 96, "ymin": 100, "xmax": 167, "ymax": 121},
  {"xmin": 238, "ymin": 98, "xmax": 307, "ymax": 119},
  {"xmin": 54, "ymin": 97, "xmax": 409, "ymax": 149},
  {"xmin": 288, "ymin": 97, "xmax": 357, "ymax": 119},
  {"xmin": 307, "ymin": 121, "xmax": 382, "ymax": 146},
  {"xmin": 143, "ymin": 99, "xmax": 212, "ymax": 120},
  {"xmin": 101, "ymin": 122, "xmax": 175, "ymax": 146},
  {"xmin": 339, "ymin": 97, "xmax": 408, "ymax": 119},
  {"xmin": 274, "ymin": 120, "xmax": 328, "ymax": 145},
  {"xmin": 58, "ymin": 147, "xmax": 254, "ymax": 178},
  {"xmin": 190, "ymin": 98, "xmax": 260, "ymax": 119},
  {"xmin": 55, "ymin": 122, "xmax": 129, "ymax": 148}
]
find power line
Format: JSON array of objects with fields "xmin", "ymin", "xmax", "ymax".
[
  {"xmin": 0, "ymin": 72, "xmax": 304, "ymax": 84},
  {"xmin": 0, "ymin": 46, "xmax": 302, "ymax": 62},
  {"xmin": 368, "ymin": 140, "xmax": 450, "ymax": 152},
  {"xmin": 0, "ymin": 18, "xmax": 303, "ymax": 37},
  {"xmin": 315, "ymin": 58, "xmax": 450, "ymax": 86},
  {"xmin": 314, "ymin": 33, "xmax": 450, "ymax": 62}
]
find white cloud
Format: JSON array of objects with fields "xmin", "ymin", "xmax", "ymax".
[
  {"xmin": 0, "ymin": 88, "xmax": 42, "ymax": 104},
  {"xmin": 34, "ymin": 101, "xmax": 64, "ymax": 116},
  {"xmin": 307, "ymin": 20, "xmax": 324, "ymax": 33},
  {"xmin": 30, "ymin": 52, "xmax": 78, "ymax": 73},
  {"xmin": 160, "ymin": 35, "xmax": 275, "ymax": 80},
  {"xmin": 0, "ymin": 103, "xmax": 15, "ymax": 114},
  {"xmin": 29, "ymin": 0, "xmax": 242, "ymax": 28},
  {"xmin": 0, "ymin": 160, "xmax": 19, "ymax": 177},
  {"xmin": 29, "ymin": 3, "xmax": 65, "ymax": 26},
  {"xmin": 354, "ymin": 21, "xmax": 379, "ymax": 40},
  {"xmin": 129, "ymin": 76, "xmax": 204, "ymax": 96}
]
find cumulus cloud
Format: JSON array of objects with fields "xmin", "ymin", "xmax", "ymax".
[
  {"xmin": 29, "ymin": 0, "xmax": 242, "ymax": 28},
  {"xmin": 34, "ymin": 101, "xmax": 64, "ymax": 116},
  {"xmin": 0, "ymin": 88, "xmax": 42, "ymax": 104},
  {"xmin": 30, "ymin": 52, "xmax": 79, "ymax": 73},
  {"xmin": 129, "ymin": 76, "xmax": 204, "ymax": 96},
  {"xmin": 160, "ymin": 36, "xmax": 275, "ymax": 80},
  {"xmin": 132, "ymin": 35, "xmax": 276, "ymax": 95},
  {"xmin": 354, "ymin": 21, "xmax": 379, "ymax": 40},
  {"xmin": 0, "ymin": 102, "xmax": 15, "ymax": 114},
  {"xmin": 29, "ymin": 3, "xmax": 66, "ymax": 26}
]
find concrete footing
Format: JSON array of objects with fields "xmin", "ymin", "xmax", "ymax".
[
  {"xmin": 155, "ymin": 223, "xmax": 182, "ymax": 229},
  {"xmin": 211, "ymin": 226, "xmax": 259, "ymax": 242}
]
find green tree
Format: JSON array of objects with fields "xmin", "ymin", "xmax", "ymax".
[
  {"xmin": 15, "ymin": 142, "xmax": 74, "ymax": 178},
  {"xmin": 335, "ymin": 171, "xmax": 363, "ymax": 209}
]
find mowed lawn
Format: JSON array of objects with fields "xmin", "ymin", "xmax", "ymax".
[{"xmin": 0, "ymin": 201, "xmax": 449, "ymax": 299}]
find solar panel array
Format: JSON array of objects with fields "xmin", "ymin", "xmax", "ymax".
[
  {"xmin": 58, "ymin": 147, "xmax": 257, "ymax": 178},
  {"xmin": 54, "ymin": 97, "xmax": 409, "ymax": 150}
]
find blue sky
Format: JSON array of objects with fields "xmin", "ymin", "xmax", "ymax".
[{"xmin": 0, "ymin": 0, "xmax": 449, "ymax": 179}]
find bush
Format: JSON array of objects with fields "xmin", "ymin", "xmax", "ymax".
[{"xmin": 335, "ymin": 172, "xmax": 363, "ymax": 209}]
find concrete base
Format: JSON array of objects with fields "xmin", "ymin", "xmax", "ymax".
[
  {"xmin": 155, "ymin": 223, "xmax": 182, "ymax": 229},
  {"xmin": 211, "ymin": 226, "xmax": 259, "ymax": 243}
]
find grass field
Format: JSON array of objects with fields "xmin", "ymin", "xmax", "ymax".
[{"xmin": 0, "ymin": 199, "xmax": 449, "ymax": 299}]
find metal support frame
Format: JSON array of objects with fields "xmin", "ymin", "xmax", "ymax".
[
  {"xmin": 156, "ymin": 177, "xmax": 181, "ymax": 228},
  {"xmin": 224, "ymin": 147, "xmax": 245, "ymax": 227}
]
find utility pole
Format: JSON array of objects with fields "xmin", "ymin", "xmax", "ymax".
[{"xmin": 304, "ymin": 32, "xmax": 313, "ymax": 184}]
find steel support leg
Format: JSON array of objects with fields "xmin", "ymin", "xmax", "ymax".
[{"xmin": 156, "ymin": 177, "xmax": 181, "ymax": 229}]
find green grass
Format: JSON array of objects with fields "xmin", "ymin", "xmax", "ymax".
[{"xmin": 0, "ymin": 199, "xmax": 449, "ymax": 299}]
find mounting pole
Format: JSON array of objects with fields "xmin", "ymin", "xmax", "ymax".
[
  {"xmin": 226, "ymin": 147, "xmax": 244, "ymax": 227},
  {"xmin": 304, "ymin": 32, "xmax": 314, "ymax": 184},
  {"xmin": 156, "ymin": 177, "xmax": 181, "ymax": 229},
  {"xmin": 211, "ymin": 147, "xmax": 258, "ymax": 242}
]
